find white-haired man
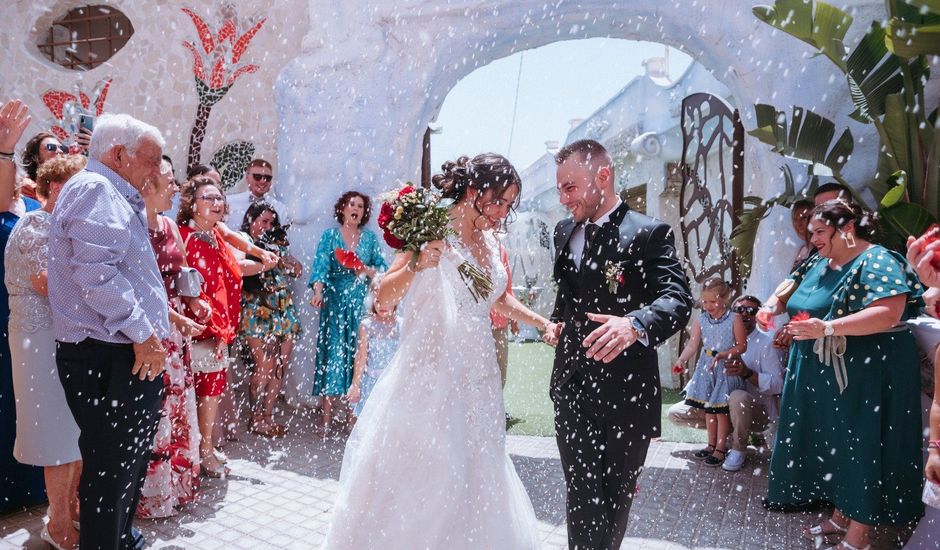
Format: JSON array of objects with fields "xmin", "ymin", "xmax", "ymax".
[{"xmin": 49, "ymin": 113, "xmax": 169, "ymax": 550}]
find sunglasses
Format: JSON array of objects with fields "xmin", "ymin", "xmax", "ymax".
[
  {"xmin": 251, "ymin": 173, "xmax": 273, "ymax": 182},
  {"xmin": 44, "ymin": 143, "xmax": 69, "ymax": 153},
  {"xmin": 732, "ymin": 305, "xmax": 759, "ymax": 316}
]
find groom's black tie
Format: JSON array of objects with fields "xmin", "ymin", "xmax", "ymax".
[{"xmin": 580, "ymin": 222, "xmax": 599, "ymax": 271}]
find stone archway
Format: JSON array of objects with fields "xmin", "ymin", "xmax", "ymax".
[
  {"xmin": 274, "ymin": 0, "xmax": 885, "ymax": 384},
  {"xmin": 278, "ymin": 0, "xmax": 883, "ymax": 294}
]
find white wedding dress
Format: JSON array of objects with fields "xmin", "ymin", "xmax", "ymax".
[{"xmin": 321, "ymin": 233, "xmax": 541, "ymax": 550}]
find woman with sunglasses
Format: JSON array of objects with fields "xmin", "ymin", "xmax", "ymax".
[
  {"xmin": 0, "ymin": 100, "xmax": 46, "ymax": 515},
  {"xmin": 176, "ymin": 177, "xmax": 278, "ymax": 477},
  {"xmin": 308, "ymin": 191, "xmax": 387, "ymax": 437},
  {"xmin": 20, "ymin": 132, "xmax": 69, "ymax": 200}
]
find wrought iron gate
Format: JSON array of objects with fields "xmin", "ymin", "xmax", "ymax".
[{"xmin": 679, "ymin": 93, "xmax": 745, "ymax": 292}]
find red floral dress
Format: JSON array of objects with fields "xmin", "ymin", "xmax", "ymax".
[{"xmin": 137, "ymin": 216, "xmax": 201, "ymax": 518}]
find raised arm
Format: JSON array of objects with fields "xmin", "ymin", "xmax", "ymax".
[{"xmin": 0, "ymin": 100, "xmax": 31, "ymax": 208}]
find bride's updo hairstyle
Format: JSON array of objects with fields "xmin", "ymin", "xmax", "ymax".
[
  {"xmin": 432, "ymin": 153, "xmax": 521, "ymax": 203},
  {"xmin": 432, "ymin": 153, "xmax": 522, "ymax": 230}
]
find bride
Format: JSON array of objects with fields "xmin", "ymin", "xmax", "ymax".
[{"xmin": 321, "ymin": 153, "xmax": 558, "ymax": 549}]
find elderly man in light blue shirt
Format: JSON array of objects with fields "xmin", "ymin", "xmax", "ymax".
[{"xmin": 49, "ymin": 113, "xmax": 170, "ymax": 550}]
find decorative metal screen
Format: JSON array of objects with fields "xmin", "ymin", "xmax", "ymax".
[
  {"xmin": 37, "ymin": 5, "xmax": 134, "ymax": 71},
  {"xmin": 679, "ymin": 93, "xmax": 744, "ymax": 291}
]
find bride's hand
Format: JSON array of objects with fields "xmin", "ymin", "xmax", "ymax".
[
  {"xmin": 413, "ymin": 240, "xmax": 445, "ymax": 272},
  {"xmin": 346, "ymin": 384, "xmax": 361, "ymax": 404},
  {"xmin": 542, "ymin": 321, "xmax": 562, "ymax": 347}
]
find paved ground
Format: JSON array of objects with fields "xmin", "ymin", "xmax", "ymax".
[{"xmin": 0, "ymin": 406, "xmax": 913, "ymax": 549}]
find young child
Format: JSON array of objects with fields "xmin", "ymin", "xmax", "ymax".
[
  {"xmin": 673, "ymin": 277, "xmax": 747, "ymax": 467},
  {"xmin": 346, "ymin": 294, "xmax": 401, "ymax": 426}
]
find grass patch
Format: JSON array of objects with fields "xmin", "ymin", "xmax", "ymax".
[{"xmin": 504, "ymin": 342, "xmax": 705, "ymax": 443}]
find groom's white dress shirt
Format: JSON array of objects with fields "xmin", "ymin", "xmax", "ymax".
[{"xmin": 567, "ymin": 199, "xmax": 622, "ymax": 269}]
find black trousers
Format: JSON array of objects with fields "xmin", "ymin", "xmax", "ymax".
[
  {"xmin": 56, "ymin": 339, "xmax": 163, "ymax": 550},
  {"xmin": 553, "ymin": 373, "xmax": 651, "ymax": 550}
]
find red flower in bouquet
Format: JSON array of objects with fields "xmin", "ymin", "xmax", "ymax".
[
  {"xmin": 790, "ymin": 311, "xmax": 811, "ymax": 323},
  {"xmin": 334, "ymin": 248, "xmax": 365, "ymax": 271},
  {"xmin": 671, "ymin": 364, "xmax": 685, "ymax": 375}
]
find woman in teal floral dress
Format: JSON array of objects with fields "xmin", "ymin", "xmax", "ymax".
[
  {"xmin": 238, "ymin": 202, "xmax": 303, "ymax": 437},
  {"xmin": 308, "ymin": 191, "xmax": 387, "ymax": 436},
  {"xmin": 758, "ymin": 200, "xmax": 923, "ymax": 550}
]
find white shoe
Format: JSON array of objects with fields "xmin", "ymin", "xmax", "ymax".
[{"xmin": 722, "ymin": 449, "xmax": 746, "ymax": 471}]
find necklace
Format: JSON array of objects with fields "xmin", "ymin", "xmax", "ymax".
[{"xmin": 189, "ymin": 219, "xmax": 218, "ymax": 248}]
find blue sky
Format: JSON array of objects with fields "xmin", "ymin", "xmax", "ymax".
[{"xmin": 431, "ymin": 38, "xmax": 692, "ymax": 173}]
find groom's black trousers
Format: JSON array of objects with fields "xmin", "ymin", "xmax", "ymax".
[{"xmin": 553, "ymin": 371, "xmax": 652, "ymax": 550}]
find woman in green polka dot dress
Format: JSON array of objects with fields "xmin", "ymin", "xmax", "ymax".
[{"xmin": 757, "ymin": 200, "xmax": 924, "ymax": 550}]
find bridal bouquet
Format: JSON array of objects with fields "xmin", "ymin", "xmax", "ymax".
[{"xmin": 377, "ymin": 183, "xmax": 493, "ymax": 301}]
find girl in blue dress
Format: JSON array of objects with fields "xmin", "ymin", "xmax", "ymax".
[
  {"xmin": 673, "ymin": 277, "xmax": 747, "ymax": 466},
  {"xmin": 308, "ymin": 191, "xmax": 387, "ymax": 436},
  {"xmin": 346, "ymin": 294, "xmax": 400, "ymax": 425}
]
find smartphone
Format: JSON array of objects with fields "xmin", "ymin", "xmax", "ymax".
[{"xmin": 79, "ymin": 114, "xmax": 95, "ymax": 133}]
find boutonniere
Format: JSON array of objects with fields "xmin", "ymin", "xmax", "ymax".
[{"xmin": 604, "ymin": 261, "xmax": 625, "ymax": 293}]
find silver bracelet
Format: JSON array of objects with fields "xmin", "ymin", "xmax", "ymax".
[{"xmin": 0, "ymin": 151, "xmax": 14, "ymax": 162}]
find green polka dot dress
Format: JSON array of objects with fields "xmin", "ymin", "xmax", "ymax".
[{"xmin": 767, "ymin": 245, "xmax": 924, "ymax": 524}]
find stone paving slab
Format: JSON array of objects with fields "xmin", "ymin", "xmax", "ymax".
[{"xmin": 0, "ymin": 407, "xmax": 912, "ymax": 549}]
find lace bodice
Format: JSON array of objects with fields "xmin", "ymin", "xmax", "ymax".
[
  {"xmin": 443, "ymin": 232, "xmax": 508, "ymax": 317},
  {"xmin": 4, "ymin": 210, "xmax": 53, "ymax": 332}
]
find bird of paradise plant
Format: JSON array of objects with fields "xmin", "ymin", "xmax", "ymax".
[
  {"xmin": 181, "ymin": 3, "xmax": 266, "ymax": 169},
  {"xmin": 730, "ymin": 0, "xmax": 940, "ymax": 278},
  {"xmin": 40, "ymin": 78, "xmax": 112, "ymax": 145}
]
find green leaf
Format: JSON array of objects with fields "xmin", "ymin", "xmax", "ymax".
[
  {"xmin": 880, "ymin": 177, "xmax": 907, "ymax": 207},
  {"xmin": 888, "ymin": 0, "xmax": 940, "ymax": 24},
  {"xmin": 747, "ymin": 104, "xmax": 853, "ymax": 176},
  {"xmin": 845, "ymin": 22, "xmax": 903, "ymax": 122},
  {"xmin": 882, "ymin": 93, "xmax": 913, "ymax": 178},
  {"xmin": 209, "ymin": 140, "xmax": 256, "ymax": 192},
  {"xmin": 886, "ymin": 21, "xmax": 940, "ymax": 57},
  {"xmin": 752, "ymin": 0, "xmax": 852, "ymax": 70},
  {"xmin": 879, "ymin": 202, "xmax": 937, "ymax": 240}
]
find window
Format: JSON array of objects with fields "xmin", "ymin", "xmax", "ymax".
[{"xmin": 37, "ymin": 5, "xmax": 134, "ymax": 70}]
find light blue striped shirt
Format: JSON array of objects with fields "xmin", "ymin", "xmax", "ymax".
[{"xmin": 48, "ymin": 158, "xmax": 169, "ymax": 344}]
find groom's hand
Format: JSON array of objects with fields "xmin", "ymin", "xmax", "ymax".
[{"xmin": 583, "ymin": 313, "xmax": 637, "ymax": 363}]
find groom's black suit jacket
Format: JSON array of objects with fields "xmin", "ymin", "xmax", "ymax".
[{"xmin": 551, "ymin": 202, "xmax": 692, "ymax": 435}]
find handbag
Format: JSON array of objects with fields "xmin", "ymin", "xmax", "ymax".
[{"xmin": 176, "ymin": 266, "xmax": 204, "ymax": 298}]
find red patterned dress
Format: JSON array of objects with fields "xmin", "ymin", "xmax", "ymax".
[{"xmin": 137, "ymin": 215, "xmax": 201, "ymax": 518}]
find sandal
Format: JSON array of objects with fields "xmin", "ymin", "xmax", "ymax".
[
  {"xmin": 693, "ymin": 444, "xmax": 716, "ymax": 460},
  {"xmin": 200, "ymin": 460, "xmax": 230, "ymax": 479},
  {"xmin": 803, "ymin": 518, "xmax": 848, "ymax": 545},
  {"xmin": 703, "ymin": 449, "xmax": 726, "ymax": 467}
]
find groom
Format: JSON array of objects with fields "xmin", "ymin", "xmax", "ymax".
[{"xmin": 548, "ymin": 139, "xmax": 692, "ymax": 549}]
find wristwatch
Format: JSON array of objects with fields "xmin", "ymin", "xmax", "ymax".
[{"xmin": 823, "ymin": 321, "xmax": 835, "ymax": 337}]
